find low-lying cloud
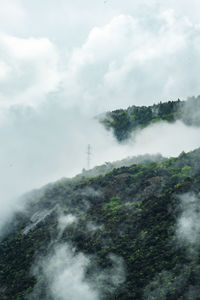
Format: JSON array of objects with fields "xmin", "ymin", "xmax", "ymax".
[
  {"xmin": 28, "ymin": 244, "xmax": 99, "ymax": 300},
  {"xmin": 129, "ymin": 120, "xmax": 200, "ymax": 158},
  {"xmin": 57, "ymin": 214, "xmax": 77, "ymax": 238},
  {"xmin": 1, "ymin": 105, "xmax": 200, "ymax": 234},
  {"xmin": 176, "ymin": 192, "xmax": 200, "ymax": 247},
  {"xmin": 27, "ymin": 244, "xmax": 125, "ymax": 300},
  {"xmin": 1, "ymin": 5, "xmax": 200, "ymax": 233},
  {"xmin": 143, "ymin": 192, "xmax": 200, "ymax": 299}
]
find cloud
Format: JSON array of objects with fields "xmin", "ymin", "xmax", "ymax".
[
  {"xmin": 176, "ymin": 193, "xmax": 200, "ymax": 247},
  {"xmin": 128, "ymin": 121, "xmax": 200, "ymax": 157},
  {"xmin": 28, "ymin": 244, "xmax": 99, "ymax": 300},
  {"xmin": 28, "ymin": 244, "xmax": 125, "ymax": 300},
  {"xmin": 57, "ymin": 214, "xmax": 77, "ymax": 238},
  {"xmin": 59, "ymin": 11, "xmax": 200, "ymax": 112},
  {"xmin": 0, "ymin": 0, "xmax": 26, "ymax": 34},
  {"xmin": 0, "ymin": 33, "xmax": 61, "ymax": 108},
  {"xmin": 143, "ymin": 191, "xmax": 200, "ymax": 299},
  {"xmin": 1, "ymin": 8, "xmax": 200, "ymax": 112},
  {"xmin": 143, "ymin": 265, "xmax": 200, "ymax": 300},
  {"xmin": 1, "ymin": 2, "xmax": 200, "ymax": 297},
  {"xmin": 143, "ymin": 269, "xmax": 187, "ymax": 300},
  {"xmin": 1, "ymin": 6, "xmax": 200, "ymax": 234},
  {"xmin": 2, "ymin": 1, "xmax": 200, "ymax": 45},
  {"xmin": 0, "ymin": 105, "xmax": 200, "ymax": 235}
]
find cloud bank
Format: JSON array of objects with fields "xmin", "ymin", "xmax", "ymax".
[
  {"xmin": 1, "ymin": 2, "xmax": 200, "ymax": 299},
  {"xmin": 0, "ymin": 33, "xmax": 61, "ymax": 109},
  {"xmin": 1, "ymin": 3, "xmax": 200, "ymax": 231},
  {"xmin": 63, "ymin": 11, "xmax": 200, "ymax": 111},
  {"xmin": 1, "ymin": 7, "xmax": 200, "ymax": 111}
]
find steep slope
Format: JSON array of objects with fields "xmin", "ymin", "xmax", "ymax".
[
  {"xmin": 100, "ymin": 96, "xmax": 200, "ymax": 141},
  {"xmin": 1, "ymin": 149, "xmax": 200, "ymax": 299}
]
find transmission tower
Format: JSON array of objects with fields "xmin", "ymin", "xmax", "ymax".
[{"xmin": 87, "ymin": 144, "xmax": 92, "ymax": 170}]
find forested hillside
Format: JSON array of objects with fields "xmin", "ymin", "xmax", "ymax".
[
  {"xmin": 1, "ymin": 148, "xmax": 200, "ymax": 299},
  {"xmin": 100, "ymin": 96, "xmax": 200, "ymax": 141},
  {"xmin": 2, "ymin": 0, "xmax": 200, "ymax": 299}
]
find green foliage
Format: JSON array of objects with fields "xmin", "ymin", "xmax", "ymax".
[
  {"xmin": 100, "ymin": 97, "xmax": 200, "ymax": 142},
  {"xmin": 1, "ymin": 147, "xmax": 200, "ymax": 299},
  {"xmin": 103, "ymin": 196, "xmax": 122, "ymax": 215}
]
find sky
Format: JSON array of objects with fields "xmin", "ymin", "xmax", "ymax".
[{"xmin": 1, "ymin": 0, "xmax": 200, "ymax": 227}]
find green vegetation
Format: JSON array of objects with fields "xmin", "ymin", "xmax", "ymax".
[
  {"xmin": 100, "ymin": 96, "xmax": 200, "ymax": 141},
  {"xmin": 1, "ymin": 147, "xmax": 200, "ymax": 299},
  {"xmin": 1, "ymin": 98, "xmax": 200, "ymax": 299}
]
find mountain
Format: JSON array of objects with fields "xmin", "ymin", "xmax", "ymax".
[
  {"xmin": 99, "ymin": 96, "xmax": 200, "ymax": 141},
  {"xmin": 1, "ymin": 146, "xmax": 200, "ymax": 299}
]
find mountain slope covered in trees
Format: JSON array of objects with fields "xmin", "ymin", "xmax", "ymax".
[
  {"xmin": 1, "ymin": 147, "xmax": 200, "ymax": 299},
  {"xmin": 100, "ymin": 96, "xmax": 200, "ymax": 141}
]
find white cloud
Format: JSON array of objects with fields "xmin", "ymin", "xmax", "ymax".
[
  {"xmin": 58, "ymin": 214, "xmax": 77, "ymax": 237},
  {"xmin": 0, "ymin": 0, "xmax": 25, "ymax": 29},
  {"xmin": 0, "ymin": 34, "xmax": 61, "ymax": 107},
  {"xmin": 0, "ymin": 61, "xmax": 11, "ymax": 81},
  {"xmin": 29, "ymin": 245, "xmax": 99, "ymax": 300},
  {"xmin": 1, "ymin": 4, "xmax": 200, "ymax": 234},
  {"xmin": 176, "ymin": 193, "xmax": 200, "ymax": 246},
  {"xmin": 1, "ymin": 7, "xmax": 200, "ymax": 111},
  {"xmin": 62, "ymin": 11, "xmax": 200, "ymax": 111},
  {"xmin": 29, "ymin": 244, "xmax": 125, "ymax": 300},
  {"xmin": 1, "ymin": 2, "xmax": 200, "ymax": 296},
  {"xmin": 128, "ymin": 121, "xmax": 200, "ymax": 157},
  {"xmin": 1, "ymin": 104, "xmax": 200, "ymax": 235}
]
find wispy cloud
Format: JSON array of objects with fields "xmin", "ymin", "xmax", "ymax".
[
  {"xmin": 176, "ymin": 193, "xmax": 200, "ymax": 248},
  {"xmin": 28, "ymin": 244, "xmax": 99, "ymax": 300},
  {"xmin": 28, "ymin": 244, "xmax": 125, "ymax": 300}
]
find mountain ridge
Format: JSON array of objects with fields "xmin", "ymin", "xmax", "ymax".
[
  {"xmin": 1, "ymin": 146, "xmax": 200, "ymax": 299},
  {"xmin": 100, "ymin": 96, "xmax": 200, "ymax": 141}
]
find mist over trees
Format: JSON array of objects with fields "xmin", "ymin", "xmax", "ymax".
[
  {"xmin": 100, "ymin": 96, "xmax": 200, "ymax": 141},
  {"xmin": 1, "ymin": 127, "xmax": 200, "ymax": 299},
  {"xmin": 1, "ymin": 1, "xmax": 200, "ymax": 299}
]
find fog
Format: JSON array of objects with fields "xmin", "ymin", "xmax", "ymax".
[
  {"xmin": 1, "ymin": 102, "xmax": 200, "ymax": 232},
  {"xmin": 176, "ymin": 193, "xmax": 200, "ymax": 249},
  {"xmin": 28, "ymin": 244, "xmax": 100, "ymax": 300},
  {"xmin": 28, "ymin": 243, "xmax": 125, "ymax": 300},
  {"xmin": 1, "ymin": 1, "xmax": 200, "ymax": 235},
  {"xmin": 143, "ymin": 192, "xmax": 200, "ymax": 299},
  {"xmin": 1, "ymin": 2, "xmax": 200, "ymax": 299}
]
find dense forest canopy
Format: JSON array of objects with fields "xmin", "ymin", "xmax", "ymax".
[
  {"xmin": 100, "ymin": 96, "xmax": 200, "ymax": 141},
  {"xmin": 1, "ymin": 144, "xmax": 200, "ymax": 299}
]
